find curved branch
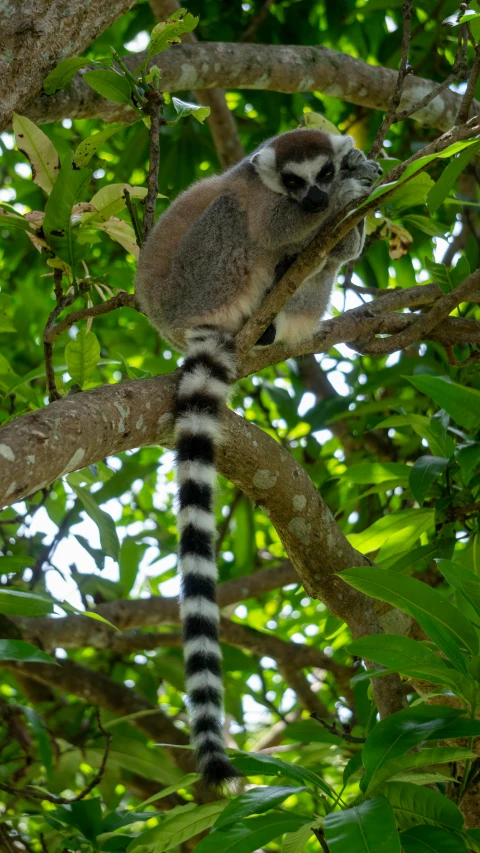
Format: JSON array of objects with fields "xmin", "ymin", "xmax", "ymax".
[{"xmin": 22, "ymin": 43, "xmax": 480, "ymax": 134}]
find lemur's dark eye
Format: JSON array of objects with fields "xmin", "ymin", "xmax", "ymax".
[
  {"xmin": 282, "ymin": 173, "xmax": 305, "ymax": 190},
  {"xmin": 317, "ymin": 163, "xmax": 335, "ymax": 182}
]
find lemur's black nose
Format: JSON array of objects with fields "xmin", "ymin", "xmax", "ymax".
[{"xmin": 302, "ymin": 186, "xmax": 329, "ymax": 213}]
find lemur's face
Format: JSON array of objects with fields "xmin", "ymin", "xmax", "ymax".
[{"xmin": 251, "ymin": 129, "xmax": 354, "ymax": 214}]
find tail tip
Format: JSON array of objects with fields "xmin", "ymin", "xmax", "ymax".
[{"xmin": 201, "ymin": 754, "xmax": 242, "ymax": 788}]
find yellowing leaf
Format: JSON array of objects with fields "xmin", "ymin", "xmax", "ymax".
[{"xmin": 12, "ymin": 114, "xmax": 60, "ymax": 195}]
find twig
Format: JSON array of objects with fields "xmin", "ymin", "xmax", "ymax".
[
  {"xmin": 369, "ymin": 2, "xmax": 469, "ymax": 156},
  {"xmin": 30, "ymin": 505, "xmax": 78, "ymax": 587},
  {"xmin": 0, "ymin": 709, "xmax": 111, "ymax": 804},
  {"xmin": 357, "ymin": 267, "xmax": 480, "ymax": 355},
  {"xmin": 44, "ymin": 291, "xmax": 140, "ymax": 346},
  {"xmin": 310, "ymin": 712, "xmax": 366, "ymax": 744},
  {"xmin": 368, "ymin": 0, "xmax": 414, "ymax": 159},
  {"xmin": 215, "ymin": 488, "xmax": 244, "ymax": 557},
  {"xmin": 142, "ymin": 89, "xmax": 164, "ymax": 239},
  {"xmin": 43, "ymin": 340, "xmax": 60, "ymax": 403},
  {"xmin": 457, "ymin": 43, "xmax": 480, "ymax": 124},
  {"xmin": 312, "ymin": 828, "xmax": 330, "ymax": 853},
  {"xmin": 240, "ymin": 0, "xmax": 275, "ymax": 42},
  {"xmin": 53, "ymin": 267, "xmax": 63, "ymax": 301},
  {"xmin": 123, "ymin": 189, "xmax": 144, "ymax": 249}
]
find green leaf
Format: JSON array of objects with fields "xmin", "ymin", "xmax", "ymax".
[
  {"xmin": 325, "ymin": 796, "xmax": 400, "ymax": 853},
  {"xmin": 0, "ymin": 555, "xmax": 35, "ymax": 573},
  {"xmin": 406, "ymin": 375, "xmax": 480, "ymax": 432},
  {"xmin": 73, "ymin": 123, "xmax": 129, "ymax": 168},
  {"xmin": 366, "ymin": 746, "xmax": 475, "ymax": 795},
  {"xmin": 361, "ymin": 704, "xmax": 464, "ymax": 791},
  {"xmin": 83, "ymin": 69, "xmax": 133, "ymax": 105},
  {"xmin": 408, "ymin": 604, "xmax": 469, "ymax": 675},
  {"xmin": 450, "ymin": 254, "xmax": 470, "ymax": 288},
  {"xmin": 0, "ymin": 589, "xmax": 54, "ymax": 617},
  {"xmin": 282, "ymin": 824, "xmax": 315, "ymax": 853},
  {"xmin": 382, "ymin": 781, "xmax": 463, "ymax": 831},
  {"xmin": 343, "ymin": 462, "xmax": 411, "ymax": 484},
  {"xmin": 43, "ymin": 57, "xmax": 90, "ymax": 94},
  {"xmin": 437, "ymin": 559, "xmax": 480, "ymax": 619},
  {"xmin": 456, "ymin": 444, "xmax": 480, "ymax": 486},
  {"xmin": 136, "ymin": 774, "xmax": 200, "ymax": 809},
  {"xmin": 214, "ymin": 785, "xmax": 305, "ymax": 829},
  {"xmin": 68, "ymin": 483, "xmax": 120, "ymax": 562},
  {"xmin": 402, "ymin": 215, "xmax": 446, "ymax": 237},
  {"xmin": 65, "ymin": 328, "xmax": 100, "ymax": 387},
  {"xmin": 401, "ymin": 825, "xmax": 468, "ymax": 852},
  {"xmin": 12, "ymin": 113, "xmax": 60, "ymax": 194},
  {"xmin": 427, "ymin": 140, "xmax": 480, "ymax": 214},
  {"xmin": 0, "ymin": 639, "xmax": 58, "ymax": 665},
  {"xmin": 387, "ymin": 172, "xmax": 434, "ymax": 216},
  {"xmin": 0, "ymin": 208, "xmax": 34, "ymax": 231},
  {"xmin": 94, "ymin": 218, "xmax": 139, "ymax": 257},
  {"xmin": 376, "ymin": 413, "xmax": 454, "ymax": 458},
  {"xmin": 119, "ymin": 537, "xmax": 147, "ymax": 596},
  {"xmin": 409, "ymin": 456, "xmax": 449, "ymax": 505},
  {"xmin": 127, "ymin": 801, "xmax": 227, "ymax": 852},
  {"xmin": 20, "ymin": 704, "xmax": 54, "ymax": 774},
  {"xmin": 361, "ymin": 136, "xmax": 480, "ymax": 210},
  {"xmin": 341, "ymin": 566, "xmax": 479, "ymax": 654},
  {"xmin": 347, "ymin": 634, "xmax": 464, "ymax": 692},
  {"xmin": 84, "ymin": 183, "xmax": 151, "ymax": 221},
  {"xmin": 191, "ymin": 813, "xmax": 312, "ymax": 853},
  {"xmin": 230, "ymin": 750, "xmax": 336, "ymax": 799},
  {"xmin": 90, "ymin": 737, "xmax": 182, "ymax": 785},
  {"xmin": 347, "ymin": 509, "xmax": 434, "ymax": 563},
  {"xmin": 170, "ymin": 97, "xmax": 210, "ymax": 124},
  {"xmin": 43, "ymin": 151, "xmax": 92, "ymax": 271},
  {"xmin": 343, "ymin": 750, "xmax": 364, "ymax": 785},
  {"xmin": 148, "ymin": 9, "xmax": 199, "ymax": 59}
]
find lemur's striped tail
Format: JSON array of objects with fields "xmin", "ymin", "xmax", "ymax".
[{"xmin": 175, "ymin": 326, "xmax": 240, "ymax": 786}]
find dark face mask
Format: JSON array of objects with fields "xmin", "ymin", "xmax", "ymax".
[{"xmin": 301, "ymin": 186, "xmax": 329, "ymax": 213}]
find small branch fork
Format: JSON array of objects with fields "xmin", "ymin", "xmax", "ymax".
[
  {"xmin": 368, "ymin": 1, "xmax": 470, "ymax": 159},
  {"xmin": 0, "ymin": 709, "xmax": 111, "ymax": 804},
  {"xmin": 369, "ymin": 0, "xmax": 414, "ymax": 160}
]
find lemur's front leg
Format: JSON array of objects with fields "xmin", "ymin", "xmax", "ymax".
[{"xmin": 330, "ymin": 151, "xmax": 382, "ymax": 263}]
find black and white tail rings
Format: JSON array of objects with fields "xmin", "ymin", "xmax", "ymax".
[{"xmin": 175, "ymin": 327, "xmax": 240, "ymax": 786}]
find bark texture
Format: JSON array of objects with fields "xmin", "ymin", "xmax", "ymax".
[
  {"xmin": 21, "ymin": 42, "xmax": 480, "ymax": 134},
  {"xmin": 0, "ymin": 0, "xmax": 137, "ymax": 131}
]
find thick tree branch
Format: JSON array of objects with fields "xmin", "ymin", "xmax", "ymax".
[
  {"xmin": 0, "ymin": 0, "xmax": 137, "ymax": 131},
  {"xmin": 21, "ymin": 43, "xmax": 480, "ymax": 135},
  {"xmin": 0, "ymin": 367, "xmax": 405, "ymax": 715}
]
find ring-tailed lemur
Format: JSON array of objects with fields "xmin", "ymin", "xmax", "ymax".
[{"xmin": 135, "ymin": 129, "xmax": 381, "ymax": 785}]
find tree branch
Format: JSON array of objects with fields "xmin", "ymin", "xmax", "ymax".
[
  {"xmin": 0, "ymin": 0, "xmax": 138, "ymax": 131},
  {"xmin": 16, "ymin": 562, "xmax": 298, "ymax": 649},
  {"xmin": 20, "ymin": 43, "xmax": 480, "ymax": 135}
]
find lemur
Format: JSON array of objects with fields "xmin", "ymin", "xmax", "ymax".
[{"xmin": 135, "ymin": 128, "xmax": 381, "ymax": 785}]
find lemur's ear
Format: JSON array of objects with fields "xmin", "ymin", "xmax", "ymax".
[
  {"xmin": 331, "ymin": 134, "xmax": 355, "ymax": 158},
  {"xmin": 250, "ymin": 145, "xmax": 276, "ymax": 172}
]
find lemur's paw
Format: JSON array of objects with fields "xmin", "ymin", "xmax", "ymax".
[
  {"xmin": 356, "ymin": 159, "xmax": 383, "ymax": 187},
  {"xmin": 342, "ymin": 149, "xmax": 382, "ymax": 188},
  {"xmin": 342, "ymin": 147, "xmax": 366, "ymax": 172}
]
